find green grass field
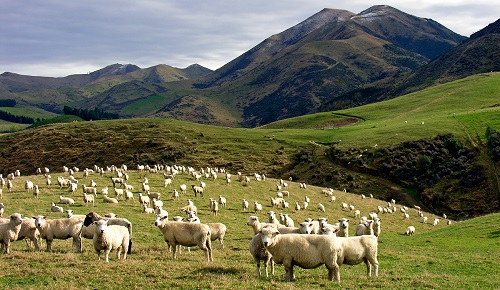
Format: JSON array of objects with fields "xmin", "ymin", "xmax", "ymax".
[{"xmin": 0, "ymin": 169, "xmax": 498, "ymax": 289}]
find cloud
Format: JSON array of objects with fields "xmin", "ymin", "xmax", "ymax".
[{"xmin": 1, "ymin": 0, "xmax": 498, "ymax": 77}]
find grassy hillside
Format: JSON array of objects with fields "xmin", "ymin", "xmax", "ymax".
[
  {"xmin": 0, "ymin": 106, "xmax": 58, "ymax": 121},
  {"xmin": 0, "ymin": 169, "xmax": 498, "ymax": 289},
  {"xmin": 262, "ymin": 72, "xmax": 500, "ymax": 149}
]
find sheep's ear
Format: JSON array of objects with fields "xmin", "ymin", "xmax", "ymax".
[
  {"xmin": 43, "ymin": 216, "xmax": 47, "ymax": 219},
  {"xmin": 333, "ymin": 228, "xmax": 340, "ymax": 233}
]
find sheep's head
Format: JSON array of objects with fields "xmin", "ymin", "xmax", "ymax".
[
  {"xmin": 246, "ymin": 216, "xmax": 258, "ymax": 226},
  {"xmin": 84, "ymin": 212, "xmax": 100, "ymax": 227},
  {"xmin": 10, "ymin": 213, "xmax": 23, "ymax": 226},
  {"xmin": 154, "ymin": 214, "xmax": 168, "ymax": 226},
  {"xmin": 32, "ymin": 215, "xmax": 47, "ymax": 228},
  {"xmin": 94, "ymin": 219, "xmax": 109, "ymax": 233},
  {"xmin": 299, "ymin": 221, "xmax": 313, "ymax": 234},
  {"xmin": 260, "ymin": 226, "xmax": 279, "ymax": 247}
]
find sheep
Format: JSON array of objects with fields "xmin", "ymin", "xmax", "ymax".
[
  {"xmin": 354, "ymin": 210, "xmax": 361, "ymax": 219},
  {"xmin": 210, "ymin": 199, "xmax": 219, "ymax": 216},
  {"xmin": 25, "ymin": 180, "xmax": 34, "ymax": 193},
  {"xmin": 0, "ymin": 213, "xmax": 23, "ymax": 253},
  {"xmin": 180, "ymin": 203, "xmax": 198, "ymax": 216},
  {"xmin": 179, "ymin": 184, "xmax": 187, "ymax": 194},
  {"xmin": 155, "ymin": 206, "xmax": 169, "ymax": 218},
  {"xmin": 341, "ymin": 202, "xmax": 349, "ymax": 211},
  {"xmin": 138, "ymin": 193, "xmax": 150, "ymax": 205},
  {"xmin": 433, "ymin": 218, "xmax": 440, "ymax": 226},
  {"xmin": 242, "ymin": 199, "xmax": 249, "ymax": 211},
  {"xmin": 207, "ymin": 222, "xmax": 227, "ymax": 249},
  {"xmin": 373, "ymin": 218, "xmax": 381, "ymax": 237},
  {"xmin": 302, "ymin": 201, "xmax": 309, "ymax": 210},
  {"xmin": 0, "ymin": 203, "xmax": 4, "ymax": 217},
  {"xmin": 330, "ymin": 196, "xmax": 336, "ymax": 202},
  {"xmin": 303, "ymin": 218, "xmax": 321, "ymax": 234},
  {"xmin": 266, "ymin": 211, "xmax": 280, "ymax": 225},
  {"xmin": 125, "ymin": 189, "xmax": 134, "ymax": 201},
  {"xmin": 111, "ymin": 177, "xmax": 124, "ymax": 188},
  {"xmin": 142, "ymin": 204, "xmax": 155, "ymax": 214},
  {"xmin": 152, "ymin": 198, "xmax": 163, "ymax": 209},
  {"xmin": 101, "ymin": 187, "xmax": 109, "ymax": 195},
  {"xmin": 83, "ymin": 212, "xmax": 133, "ymax": 254},
  {"xmin": 218, "ymin": 195, "xmax": 227, "ymax": 208},
  {"xmin": 254, "ymin": 201, "xmax": 263, "ymax": 213},
  {"xmin": 246, "ymin": 216, "xmax": 283, "ymax": 235},
  {"xmin": 338, "ymin": 218, "xmax": 350, "ymax": 237},
  {"xmin": 92, "ymin": 219, "xmax": 130, "ymax": 262},
  {"xmin": 154, "ymin": 215, "xmax": 213, "ymax": 262},
  {"xmin": 147, "ymin": 191, "xmax": 161, "ymax": 200},
  {"xmin": 191, "ymin": 185, "xmax": 204, "ymax": 197},
  {"xmin": 82, "ymin": 184, "xmax": 97, "ymax": 196},
  {"xmin": 332, "ymin": 234, "xmax": 379, "ymax": 281},
  {"xmin": 319, "ymin": 225, "xmax": 340, "ymax": 236},
  {"xmin": 355, "ymin": 220, "xmax": 374, "ymax": 236},
  {"xmin": 49, "ymin": 202, "xmax": 63, "ymax": 213},
  {"xmin": 164, "ymin": 178, "xmax": 173, "ymax": 188},
  {"xmin": 114, "ymin": 188, "xmax": 124, "ymax": 200},
  {"xmin": 172, "ymin": 189, "xmax": 180, "ymax": 200},
  {"xmin": 33, "ymin": 185, "xmax": 40, "ymax": 198},
  {"xmin": 249, "ymin": 232, "xmax": 275, "ymax": 278},
  {"xmin": 317, "ymin": 203, "xmax": 326, "ymax": 213},
  {"xmin": 11, "ymin": 217, "xmax": 41, "ymax": 251},
  {"xmin": 59, "ymin": 195, "xmax": 75, "ymax": 205},
  {"xmin": 294, "ymin": 201, "xmax": 301, "ymax": 211},
  {"xmin": 405, "ymin": 226, "xmax": 415, "ymax": 236},
  {"xmin": 259, "ymin": 225, "xmax": 340, "ymax": 282},
  {"xmin": 103, "ymin": 194, "xmax": 118, "ymax": 204},
  {"xmin": 282, "ymin": 214, "xmax": 295, "ymax": 228},
  {"xmin": 65, "ymin": 210, "xmax": 86, "ymax": 219},
  {"xmin": 32, "ymin": 215, "xmax": 83, "ymax": 252},
  {"xmin": 83, "ymin": 192, "xmax": 95, "ymax": 207}
]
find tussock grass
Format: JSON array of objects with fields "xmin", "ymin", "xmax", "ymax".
[{"xmin": 0, "ymin": 168, "xmax": 498, "ymax": 289}]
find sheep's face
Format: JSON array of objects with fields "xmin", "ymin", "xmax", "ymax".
[
  {"xmin": 318, "ymin": 218, "xmax": 328, "ymax": 227},
  {"xmin": 246, "ymin": 216, "xmax": 258, "ymax": 226},
  {"xmin": 320, "ymin": 226, "xmax": 339, "ymax": 236},
  {"xmin": 95, "ymin": 220, "xmax": 108, "ymax": 233},
  {"xmin": 338, "ymin": 219, "xmax": 349, "ymax": 229},
  {"xmin": 33, "ymin": 216, "xmax": 46, "ymax": 228},
  {"xmin": 260, "ymin": 227, "xmax": 279, "ymax": 247},
  {"xmin": 299, "ymin": 222, "xmax": 313, "ymax": 234},
  {"xmin": 10, "ymin": 213, "xmax": 23, "ymax": 226}
]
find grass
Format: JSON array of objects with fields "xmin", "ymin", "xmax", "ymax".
[{"xmin": 0, "ymin": 169, "xmax": 499, "ymax": 289}]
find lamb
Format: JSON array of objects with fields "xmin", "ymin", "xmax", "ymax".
[
  {"xmin": 0, "ymin": 213, "xmax": 23, "ymax": 253},
  {"xmin": 154, "ymin": 215, "xmax": 213, "ymax": 262},
  {"xmin": 32, "ymin": 215, "xmax": 83, "ymax": 252},
  {"xmin": 92, "ymin": 219, "xmax": 130, "ymax": 262},
  {"xmin": 179, "ymin": 184, "xmax": 187, "ymax": 194},
  {"xmin": 59, "ymin": 195, "xmax": 75, "ymax": 205},
  {"xmin": 83, "ymin": 212, "xmax": 133, "ymax": 254},
  {"xmin": 405, "ymin": 226, "xmax": 415, "ymax": 236},
  {"xmin": 103, "ymin": 194, "xmax": 119, "ymax": 204},
  {"xmin": 249, "ymin": 232, "xmax": 275, "ymax": 278},
  {"xmin": 50, "ymin": 202, "xmax": 64, "ymax": 213},
  {"xmin": 114, "ymin": 188, "xmax": 124, "ymax": 200},
  {"xmin": 259, "ymin": 225, "xmax": 340, "ymax": 282}
]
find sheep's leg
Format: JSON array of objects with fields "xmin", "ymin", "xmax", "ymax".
[
  {"xmin": 368, "ymin": 256, "xmax": 379, "ymax": 277},
  {"xmin": 116, "ymin": 246, "xmax": 122, "ymax": 260},
  {"xmin": 365, "ymin": 259, "xmax": 372, "ymax": 277},
  {"xmin": 104, "ymin": 249, "xmax": 110, "ymax": 262},
  {"xmin": 4, "ymin": 241, "xmax": 10, "ymax": 254},
  {"xmin": 206, "ymin": 239, "xmax": 213, "ymax": 262},
  {"xmin": 270, "ymin": 258, "xmax": 275, "ymax": 276},
  {"xmin": 46, "ymin": 239, "xmax": 52, "ymax": 252},
  {"xmin": 171, "ymin": 244, "xmax": 177, "ymax": 259},
  {"xmin": 96, "ymin": 249, "xmax": 101, "ymax": 260},
  {"xmin": 256, "ymin": 259, "xmax": 262, "ymax": 278}
]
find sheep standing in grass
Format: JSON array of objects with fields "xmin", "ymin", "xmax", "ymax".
[
  {"xmin": 317, "ymin": 203, "xmax": 326, "ymax": 213},
  {"xmin": 254, "ymin": 201, "xmax": 263, "ymax": 213},
  {"xmin": 32, "ymin": 215, "xmax": 83, "ymax": 252},
  {"xmin": 259, "ymin": 225, "xmax": 340, "ymax": 282},
  {"xmin": 338, "ymin": 218, "xmax": 350, "ymax": 237},
  {"xmin": 83, "ymin": 212, "xmax": 133, "ymax": 254},
  {"xmin": 405, "ymin": 226, "xmax": 415, "ymax": 236},
  {"xmin": 249, "ymin": 232, "xmax": 274, "ymax": 278},
  {"xmin": 355, "ymin": 220, "xmax": 374, "ymax": 236},
  {"xmin": 242, "ymin": 199, "xmax": 249, "ymax": 211},
  {"xmin": 0, "ymin": 203, "xmax": 4, "ymax": 217},
  {"xmin": 207, "ymin": 223, "xmax": 227, "ymax": 249},
  {"xmin": 92, "ymin": 219, "xmax": 130, "ymax": 262},
  {"xmin": 83, "ymin": 193, "xmax": 95, "ymax": 207},
  {"xmin": 154, "ymin": 215, "xmax": 213, "ymax": 262},
  {"xmin": 0, "ymin": 213, "xmax": 23, "ymax": 254},
  {"xmin": 333, "ymin": 235, "xmax": 379, "ymax": 280}
]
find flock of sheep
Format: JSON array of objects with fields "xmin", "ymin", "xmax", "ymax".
[{"xmin": 0, "ymin": 163, "xmax": 451, "ymax": 283}]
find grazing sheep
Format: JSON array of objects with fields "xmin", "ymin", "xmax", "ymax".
[
  {"xmin": 92, "ymin": 219, "xmax": 130, "ymax": 262},
  {"xmin": 138, "ymin": 193, "xmax": 150, "ymax": 205},
  {"xmin": 103, "ymin": 194, "xmax": 119, "ymax": 204},
  {"xmin": 179, "ymin": 184, "xmax": 187, "ymax": 194},
  {"xmin": 341, "ymin": 202, "xmax": 349, "ymax": 211},
  {"xmin": 142, "ymin": 204, "xmax": 155, "ymax": 214},
  {"xmin": 50, "ymin": 202, "xmax": 64, "ymax": 213},
  {"xmin": 405, "ymin": 226, "xmax": 415, "ymax": 236},
  {"xmin": 83, "ymin": 212, "xmax": 133, "ymax": 254},
  {"xmin": 172, "ymin": 189, "xmax": 180, "ymax": 201},
  {"xmin": 191, "ymin": 185, "xmax": 204, "ymax": 197},
  {"xmin": 32, "ymin": 215, "xmax": 83, "ymax": 252},
  {"xmin": 249, "ymin": 232, "xmax": 275, "ymax": 278},
  {"xmin": 154, "ymin": 215, "xmax": 213, "ymax": 262},
  {"xmin": 0, "ymin": 213, "xmax": 23, "ymax": 253},
  {"xmin": 207, "ymin": 223, "xmax": 227, "ymax": 249},
  {"xmin": 294, "ymin": 201, "xmax": 301, "ymax": 212},
  {"xmin": 259, "ymin": 226, "xmax": 340, "ymax": 282},
  {"xmin": 114, "ymin": 188, "xmax": 124, "ymax": 200},
  {"xmin": 125, "ymin": 190, "xmax": 134, "ymax": 201},
  {"xmin": 242, "ymin": 199, "xmax": 249, "ymax": 211},
  {"xmin": 83, "ymin": 192, "xmax": 95, "ymax": 207},
  {"xmin": 59, "ymin": 195, "xmax": 75, "ymax": 205},
  {"xmin": 317, "ymin": 203, "xmax": 326, "ymax": 213}
]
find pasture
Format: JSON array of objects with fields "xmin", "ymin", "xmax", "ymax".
[{"xmin": 0, "ymin": 166, "xmax": 498, "ymax": 289}]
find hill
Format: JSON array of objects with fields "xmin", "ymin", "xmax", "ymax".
[{"xmin": 0, "ymin": 73, "xmax": 498, "ymax": 219}]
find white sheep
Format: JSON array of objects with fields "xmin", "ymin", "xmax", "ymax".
[
  {"xmin": 155, "ymin": 206, "xmax": 169, "ymax": 218},
  {"xmin": 317, "ymin": 203, "xmax": 326, "ymax": 213},
  {"xmin": 303, "ymin": 218, "xmax": 321, "ymax": 234},
  {"xmin": 50, "ymin": 202, "xmax": 64, "ymax": 213},
  {"xmin": 138, "ymin": 193, "xmax": 150, "ymax": 205},
  {"xmin": 0, "ymin": 203, "xmax": 4, "ymax": 217},
  {"xmin": 179, "ymin": 184, "xmax": 187, "ymax": 194},
  {"xmin": 341, "ymin": 202, "xmax": 349, "ymax": 211},
  {"xmin": 259, "ymin": 225, "xmax": 340, "ymax": 282},
  {"xmin": 333, "ymin": 234, "xmax": 379, "ymax": 281},
  {"xmin": 172, "ymin": 189, "xmax": 180, "ymax": 200},
  {"xmin": 319, "ymin": 225, "xmax": 340, "ymax": 236},
  {"xmin": 405, "ymin": 226, "xmax": 415, "ymax": 236},
  {"xmin": 103, "ymin": 194, "xmax": 119, "ymax": 204},
  {"xmin": 242, "ymin": 199, "xmax": 249, "ymax": 211},
  {"xmin": 83, "ymin": 212, "xmax": 133, "ymax": 254},
  {"xmin": 246, "ymin": 216, "xmax": 284, "ymax": 235},
  {"xmin": 355, "ymin": 220, "xmax": 374, "ymax": 236},
  {"xmin": 191, "ymin": 185, "xmax": 204, "ymax": 197},
  {"xmin": 83, "ymin": 192, "xmax": 95, "ymax": 207},
  {"xmin": 59, "ymin": 195, "xmax": 75, "ymax": 205},
  {"xmin": 433, "ymin": 218, "xmax": 440, "ymax": 226},
  {"xmin": 154, "ymin": 215, "xmax": 213, "ymax": 262},
  {"xmin": 210, "ymin": 199, "xmax": 219, "ymax": 216},
  {"xmin": 338, "ymin": 218, "xmax": 350, "ymax": 237},
  {"xmin": 294, "ymin": 201, "xmax": 301, "ymax": 211},
  {"xmin": 125, "ymin": 189, "xmax": 134, "ymax": 201},
  {"xmin": 32, "ymin": 215, "xmax": 83, "ymax": 252},
  {"xmin": 92, "ymin": 219, "xmax": 130, "ymax": 262},
  {"xmin": 218, "ymin": 195, "xmax": 227, "ymax": 208},
  {"xmin": 254, "ymin": 201, "xmax": 263, "ymax": 213},
  {"xmin": 207, "ymin": 222, "xmax": 227, "ymax": 249},
  {"xmin": 249, "ymin": 232, "xmax": 275, "ymax": 278},
  {"xmin": 0, "ymin": 213, "xmax": 23, "ymax": 254},
  {"xmin": 142, "ymin": 204, "xmax": 155, "ymax": 214},
  {"xmin": 65, "ymin": 210, "xmax": 86, "ymax": 219}
]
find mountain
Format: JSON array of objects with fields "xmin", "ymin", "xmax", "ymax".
[{"xmin": 2, "ymin": 5, "xmax": 492, "ymax": 127}]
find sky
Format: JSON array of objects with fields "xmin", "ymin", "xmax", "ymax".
[{"xmin": 1, "ymin": 0, "xmax": 499, "ymax": 77}]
